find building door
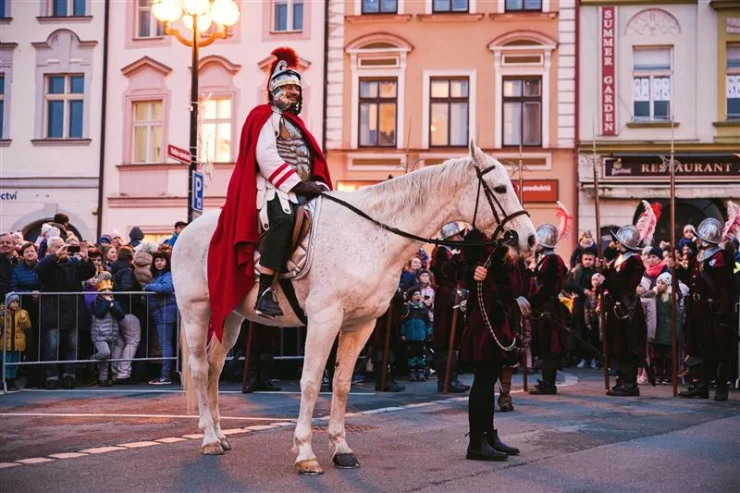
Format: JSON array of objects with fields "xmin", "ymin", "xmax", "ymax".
[{"xmin": 22, "ymin": 219, "xmax": 84, "ymax": 243}]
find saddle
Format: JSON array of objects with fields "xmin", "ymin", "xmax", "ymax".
[{"xmin": 254, "ymin": 196, "xmax": 322, "ymax": 280}]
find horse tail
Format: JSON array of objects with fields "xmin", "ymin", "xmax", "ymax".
[{"xmin": 180, "ymin": 317, "xmax": 197, "ymax": 413}]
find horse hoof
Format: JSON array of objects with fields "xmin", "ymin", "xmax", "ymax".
[
  {"xmin": 295, "ymin": 459, "xmax": 324, "ymax": 475},
  {"xmin": 201, "ymin": 442, "xmax": 225, "ymax": 455},
  {"xmin": 333, "ymin": 453, "xmax": 360, "ymax": 469},
  {"xmin": 219, "ymin": 438, "xmax": 232, "ymax": 451}
]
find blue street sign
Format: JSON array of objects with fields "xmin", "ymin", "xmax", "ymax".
[{"xmin": 192, "ymin": 171, "xmax": 204, "ymax": 213}]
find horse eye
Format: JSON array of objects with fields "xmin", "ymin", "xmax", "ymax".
[{"xmin": 494, "ymin": 185, "xmax": 507, "ymax": 194}]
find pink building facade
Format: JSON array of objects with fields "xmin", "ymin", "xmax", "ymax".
[{"xmin": 101, "ymin": 0, "xmax": 326, "ymax": 243}]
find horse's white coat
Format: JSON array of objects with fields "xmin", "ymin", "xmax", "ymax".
[{"xmin": 170, "ymin": 142, "xmax": 536, "ymax": 472}]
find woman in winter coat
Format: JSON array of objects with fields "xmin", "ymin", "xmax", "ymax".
[
  {"xmin": 110, "ymin": 246, "xmax": 141, "ymax": 384},
  {"xmin": 9, "ymin": 243, "xmax": 43, "ymax": 388},
  {"xmin": 143, "ymin": 251, "xmax": 177, "ymax": 385}
]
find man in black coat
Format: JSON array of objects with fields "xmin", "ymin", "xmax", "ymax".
[
  {"xmin": 564, "ymin": 250, "xmax": 598, "ymax": 368},
  {"xmin": 35, "ymin": 237, "xmax": 96, "ymax": 389},
  {"xmin": 0, "ymin": 233, "xmax": 18, "ymax": 301}
]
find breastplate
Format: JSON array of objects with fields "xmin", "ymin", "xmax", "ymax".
[{"xmin": 276, "ymin": 119, "xmax": 311, "ymax": 182}]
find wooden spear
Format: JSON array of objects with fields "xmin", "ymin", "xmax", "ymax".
[
  {"xmin": 669, "ymin": 119, "xmax": 679, "ymax": 397},
  {"xmin": 444, "ymin": 290, "xmax": 461, "ymax": 394},
  {"xmin": 379, "ymin": 302, "xmax": 394, "ymax": 392},
  {"xmin": 241, "ymin": 321, "xmax": 255, "ymax": 393},
  {"xmin": 518, "ymin": 143, "xmax": 528, "ymax": 392},
  {"xmin": 593, "ymin": 116, "xmax": 610, "ymax": 391}
]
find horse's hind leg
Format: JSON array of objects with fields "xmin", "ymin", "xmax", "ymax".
[
  {"xmin": 294, "ymin": 309, "xmax": 342, "ymax": 475},
  {"xmin": 182, "ymin": 300, "xmax": 223, "ymax": 455},
  {"xmin": 207, "ymin": 313, "xmax": 243, "ymax": 451},
  {"xmin": 328, "ymin": 320, "xmax": 375, "ymax": 469}
]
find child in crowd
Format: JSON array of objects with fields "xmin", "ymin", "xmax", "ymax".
[
  {"xmin": 1, "ymin": 294, "xmax": 31, "ymax": 391},
  {"xmin": 650, "ymin": 273, "xmax": 683, "ymax": 385},
  {"xmin": 583, "ymin": 273, "xmax": 605, "ymax": 369},
  {"xmin": 400, "ymin": 288, "xmax": 432, "ymax": 382},
  {"xmin": 91, "ymin": 274, "xmax": 125, "ymax": 386},
  {"xmin": 678, "ymin": 225, "xmax": 695, "ymax": 252},
  {"xmin": 417, "ymin": 269, "xmax": 435, "ymax": 322}
]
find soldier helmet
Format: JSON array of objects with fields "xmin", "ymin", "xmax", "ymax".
[
  {"xmin": 440, "ymin": 222, "xmax": 464, "ymax": 240},
  {"xmin": 610, "ymin": 225, "xmax": 642, "ymax": 251},
  {"xmin": 535, "ymin": 224, "xmax": 559, "ymax": 249},
  {"xmin": 695, "ymin": 218, "xmax": 722, "ymax": 245},
  {"xmin": 267, "ymin": 47, "xmax": 302, "ymax": 114}
]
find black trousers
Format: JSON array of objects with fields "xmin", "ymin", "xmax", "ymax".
[
  {"xmin": 468, "ymin": 361, "xmax": 502, "ymax": 436},
  {"xmin": 261, "ymin": 198, "xmax": 297, "ymax": 272}
]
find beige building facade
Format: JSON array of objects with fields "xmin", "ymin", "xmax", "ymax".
[{"xmin": 325, "ymin": 0, "xmax": 579, "ymax": 256}]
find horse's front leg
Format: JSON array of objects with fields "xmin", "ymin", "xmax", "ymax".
[
  {"xmin": 207, "ymin": 314, "xmax": 243, "ymax": 451},
  {"xmin": 328, "ymin": 320, "xmax": 376, "ymax": 469},
  {"xmin": 294, "ymin": 308, "xmax": 342, "ymax": 475}
]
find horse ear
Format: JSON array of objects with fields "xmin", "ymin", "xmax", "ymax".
[{"xmin": 469, "ymin": 139, "xmax": 486, "ymax": 169}]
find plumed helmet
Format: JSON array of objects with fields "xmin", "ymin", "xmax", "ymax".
[
  {"xmin": 440, "ymin": 222, "xmax": 464, "ymax": 240},
  {"xmin": 267, "ymin": 47, "xmax": 302, "ymax": 114},
  {"xmin": 610, "ymin": 225, "xmax": 642, "ymax": 251},
  {"xmin": 695, "ymin": 218, "xmax": 722, "ymax": 245},
  {"xmin": 536, "ymin": 224, "xmax": 559, "ymax": 249}
]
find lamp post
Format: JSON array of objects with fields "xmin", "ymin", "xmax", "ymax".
[{"xmin": 151, "ymin": 0, "xmax": 240, "ymax": 222}]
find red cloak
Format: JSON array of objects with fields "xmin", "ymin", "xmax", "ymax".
[{"xmin": 207, "ymin": 104, "xmax": 333, "ymax": 340}]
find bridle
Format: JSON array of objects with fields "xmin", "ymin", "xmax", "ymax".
[{"xmin": 320, "ymin": 161, "xmax": 530, "ymax": 248}]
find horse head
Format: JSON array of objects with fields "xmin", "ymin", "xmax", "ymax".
[{"xmin": 459, "ymin": 140, "xmax": 537, "ymax": 256}]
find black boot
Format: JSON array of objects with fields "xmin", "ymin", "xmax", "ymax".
[
  {"xmin": 242, "ymin": 373, "xmax": 258, "ymax": 394},
  {"xmin": 497, "ymin": 393, "xmax": 514, "ymax": 412},
  {"xmin": 529, "ymin": 379, "xmax": 557, "ymax": 395},
  {"xmin": 466, "ymin": 432, "xmax": 508, "ymax": 461},
  {"xmin": 374, "ymin": 371, "xmax": 405, "ymax": 392},
  {"xmin": 678, "ymin": 384, "xmax": 709, "ymax": 398},
  {"xmin": 487, "ymin": 429, "xmax": 520, "ymax": 456},
  {"xmin": 606, "ymin": 383, "xmax": 640, "ymax": 396},
  {"xmin": 254, "ymin": 288, "xmax": 283, "ymax": 319},
  {"xmin": 6, "ymin": 379, "xmax": 18, "ymax": 391},
  {"xmin": 714, "ymin": 386, "xmax": 729, "ymax": 402}
]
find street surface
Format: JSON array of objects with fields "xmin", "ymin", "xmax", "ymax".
[{"xmin": 0, "ymin": 370, "xmax": 738, "ymax": 492}]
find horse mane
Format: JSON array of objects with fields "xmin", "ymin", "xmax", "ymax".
[{"xmin": 348, "ymin": 156, "xmax": 473, "ymax": 225}]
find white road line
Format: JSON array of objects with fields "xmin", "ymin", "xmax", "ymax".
[
  {"xmin": 0, "ymin": 412, "xmax": 295, "ymax": 422},
  {"xmin": 15, "ymin": 457, "xmax": 55, "ymax": 465},
  {"xmin": 48, "ymin": 452, "xmax": 88, "ymax": 459}
]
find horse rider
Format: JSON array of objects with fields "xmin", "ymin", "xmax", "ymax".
[
  {"xmin": 430, "ymin": 222, "xmax": 469, "ymax": 393},
  {"xmin": 461, "ymin": 228, "xmax": 526, "ymax": 461},
  {"xmin": 597, "ymin": 225, "xmax": 647, "ymax": 397},
  {"xmin": 528, "ymin": 223, "xmax": 570, "ymax": 395},
  {"xmin": 207, "ymin": 47, "xmax": 333, "ymax": 332},
  {"xmin": 673, "ymin": 218, "xmax": 735, "ymax": 401}
]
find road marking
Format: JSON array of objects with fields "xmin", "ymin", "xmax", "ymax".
[
  {"xmin": 0, "ymin": 412, "xmax": 295, "ymax": 422},
  {"xmin": 48, "ymin": 452, "xmax": 88, "ymax": 459},
  {"xmin": 15, "ymin": 457, "xmax": 55, "ymax": 465},
  {"xmin": 13, "ymin": 389, "xmax": 376, "ymax": 396},
  {"xmin": 118, "ymin": 441, "xmax": 161, "ymax": 449},
  {"xmin": 78, "ymin": 446, "xmax": 127, "ymax": 454},
  {"xmin": 156, "ymin": 437, "xmax": 188, "ymax": 444},
  {"xmin": 0, "ymin": 462, "xmax": 22, "ymax": 469}
]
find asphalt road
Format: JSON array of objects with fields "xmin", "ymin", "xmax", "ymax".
[{"xmin": 0, "ymin": 370, "xmax": 738, "ymax": 492}]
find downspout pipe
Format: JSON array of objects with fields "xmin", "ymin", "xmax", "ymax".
[
  {"xmin": 573, "ymin": 0, "xmax": 581, "ymax": 241},
  {"xmin": 96, "ymin": 0, "xmax": 111, "ymax": 239},
  {"xmin": 321, "ymin": 0, "xmax": 330, "ymax": 154}
]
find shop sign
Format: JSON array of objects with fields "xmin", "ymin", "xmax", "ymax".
[
  {"xmin": 601, "ymin": 6, "xmax": 617, "ymax": 136},
  {"xmin": 0, "ymin": 190, "xmax": 18, "ymax": 200},
  {"xmin": 603, "ymin": 155, "xmax": 740, "ymax": 180},
  {"xmin": 513, "ymin": 180, "xmax": 559, "ymax": 203}
]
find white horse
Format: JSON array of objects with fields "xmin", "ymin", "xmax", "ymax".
[{"xmin": 171, "ymin": 141, "xmax": 536, "ymax": 475}]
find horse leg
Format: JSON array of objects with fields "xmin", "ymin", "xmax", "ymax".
[
  {"xmin": 328, "ymin": 320, "xmax": 375, "ymax": 469},
  {"xmin": 207, "ymin": 313, "xmax": 243, "ymax": 452},
  {"xmin": 294, "ymin": 309, "xmax": 342, "ymax": 475},
  {"xmin": 181, "ymin": 300, "xmax": 223, "ymax": 455}
]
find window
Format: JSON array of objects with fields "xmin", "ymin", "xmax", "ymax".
[
  {"xmin": 273, "ymin": 0, "xmax": 303, "ymax": 32},
  {"xmin": 0, "ymin": 75, "xmax": 4, "ymax": 138},
  {"xmin": 432, "ymin": 0, "xmax": 468, "ymax": 13},
  {"xmin": 45, "ymin": 75, "xmax": 84, "ymax": 139},
  {"xmin": 50, "ymin": 0, "xmax": 85, "ymax": 16},
  {"xmin": 502, "ymin": 77, "xmax": 541, "ymax": 147},
  {"xmin": 429, "ymin": 78, "xmax": 468, "ymax": 147},
  {"xmin": 136, "ymin": 0, "xmax": 165, "ymax": 38},
  {"xmin": 0, "ymin": 0, "xmax": 6, "ymax": 18},
  {"xmin": 359, "ymin": 79, "xmax": 397, "ymax": 147},
  {"xmin": 132, "ymin": 101, "xmax": 163, "ymax": 163},
  {"xmin": 505, "ymin": 0, "xmax": 542, "ymax": 11},
  {"xmin": 362, "ymin": 0, "xmax": 397, "ymax": 14},
  {"xmin": 632, "ymin": 47, "xmax": 671, "ymax": 121},
  {"xmin": 726, "ymin": 44, "xmax": 740, "ymax": 121},
  {"xmin": 199, "ymin": 97, "xmax": 232, "ymax": 162}
]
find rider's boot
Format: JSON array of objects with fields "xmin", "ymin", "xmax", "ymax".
[{"xmin": 254, "ymin": 273, "xmax": 283, "ymax": 319}]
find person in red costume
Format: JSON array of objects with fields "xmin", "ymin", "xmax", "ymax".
[{"xmin": 208, "ymin": 47, "xmax": 333, "ymax": 333}]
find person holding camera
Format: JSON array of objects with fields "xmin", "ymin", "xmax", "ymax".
[{"xmin": 35, "ymin": 237, "xmax": 96, "ymax": 389}]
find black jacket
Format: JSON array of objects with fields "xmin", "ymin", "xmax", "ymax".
[
  {"xmin": 0, "ymin": 253, "xmax": 18, "ymax": 300},
  {"xmin": 111, "ymin": 259, "xmax": 140, "ymax": 314},
  {"xmin": 35, "ymin": 255, "xmax": 96, "ymax": 331}
]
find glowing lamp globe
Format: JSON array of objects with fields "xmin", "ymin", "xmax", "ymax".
[
  {"xmin": 210, "ymin": 0, "xmax": 240, "ymax": 27},
  {"xmin": 151, "ymin": 0, "xmax": 183, "ymax": 22},
  {"xmin": 183, "ymin": 14, "xmax": 213, "ymax": 32},
  {"xmin": 181, "ymin": 0, "xmax": 211, "ymax": 17}
]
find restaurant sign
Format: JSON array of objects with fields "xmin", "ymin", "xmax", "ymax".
[{"xmin": 603, "ymin": 155, "xmax": 740, "ymax": 180}]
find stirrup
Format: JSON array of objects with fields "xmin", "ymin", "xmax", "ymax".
[{"xmin": 255, "ymin": 288, "xmax": 284, "ymax": 319}]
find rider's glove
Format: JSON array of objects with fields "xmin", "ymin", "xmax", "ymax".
[{"xmin": 292, "ymin": 181, "xmax": 324, "ymax": 198}]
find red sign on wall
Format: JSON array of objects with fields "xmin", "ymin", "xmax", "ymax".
[
  {"xmin": 513, "ymin": 180, "xmax": 559, "ymax": 203},
  {"xmin": 601, "ymin": 6, "xmax": 616, "ymax": 136}
]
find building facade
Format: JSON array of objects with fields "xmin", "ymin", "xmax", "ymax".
[
  {"xmin": 325, "ymin": 0, "xmax": 578, "ymax": 255},
  {"xmin": 578, "ymin": 0, "xmax": 740, "ymax": 243},
  {"xmin": 0, "ymin": 0, "xmax": 106, "ymax": 241},
  {"xmin": 101, "ymin": 0, "xmax": 326, "ymax": 244}
]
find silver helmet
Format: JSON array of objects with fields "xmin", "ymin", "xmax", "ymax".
[
  {"xmin": 695, "ymin": 218, "xmax": 722, "ymax": 245},
  {"xmin": 610, "ymin": 225, "xmax": 642, "ymax": 251},
  {"xmin": 440, "ymin": 222, "xmax": 464, "ymax": 240},
  {"xmin": 535, "ymin": 223, "xmax": 559, "ymax": 249}
]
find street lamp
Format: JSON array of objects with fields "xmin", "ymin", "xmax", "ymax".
[{"xmin": 151, "ymin": 0, "xmax": 240, "ymax": 222}]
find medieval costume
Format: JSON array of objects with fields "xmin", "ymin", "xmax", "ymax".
[
  {"xmin": 677, "ymin": 207, "xmax": 739, "ymax": 401},
  {"xmin": 207, "ymin": 48, "xmax": 333, "ymax": 337},
  {"xmin": 242, "ymin": 322, "xmax": 282, "ymax": 393},
  {"xmin": 430, "ymin": 222, "xmax": 469, "ymax": 393},
  {"xmin": 603, "ymin": 224, "xmax": 648, "ymax": 397},
  {"xmin": 460, "ymin": 230, "xmax": 526, "ymax": 461},
  {"xmin": 529, "ymin": 204, "xmax": 571, "ymax": 395}
]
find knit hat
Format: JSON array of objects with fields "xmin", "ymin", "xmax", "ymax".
[
  {"xmin": 98, "ymin": 234, "xmax": 112, "ymax": 245},
  {"xmin": 6, "ymin": 294, "xmax": 20, "ymax": 306},
  {"xmin": 647, "ymin": 247, "xmax": 663, "ymax": 259},
  {"xmin": 656, "ymin": 272, "xmax": 671, "ymax": 285},
  {"xmin": 41, "ymin": 223, "xmax": 52, "ymax": 236},
  {"xmin": 109, "ymin": 229, "xmax": 123, "ymax": 240}
]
